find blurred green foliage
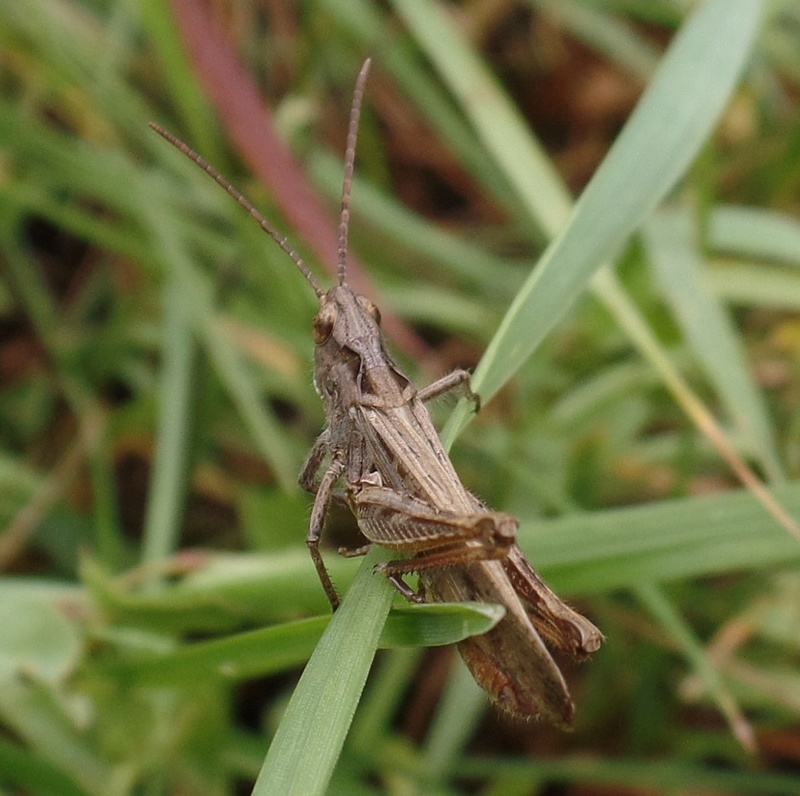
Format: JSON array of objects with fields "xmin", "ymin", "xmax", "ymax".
[{"xmin": 1, "ymin": 1, "xmax": 800, "ymax": 794}]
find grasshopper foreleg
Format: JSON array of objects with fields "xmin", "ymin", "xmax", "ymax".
[
  {"xmin": 307, "ymin": 454, "xmax": 346, "ymax": 610},
  {"xmin": 417, "ymin": 368, "xmax": 481, "ymax": 412},
  {"xmin": 299, "ymin": 429, "xmax": 331, "ymax": 493}
]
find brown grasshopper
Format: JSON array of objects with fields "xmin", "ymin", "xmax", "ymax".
[{"xmin": 152, "ymin": 59, "xmax": 602, "ymax": 727}]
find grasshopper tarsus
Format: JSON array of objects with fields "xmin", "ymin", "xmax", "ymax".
[
  {"xmin": 383, "ymin": 572, "xmax": 426, "ymax": 603},
  {"xmin": 338, "ymin": 543, "xmax": 371, "ymax": 558},
  {"xmin": 308, "ymin": 535, "xmax": 341, "ymax": 611},
  {"xmin": 153, "ymin": 58, "xmax": 601, "ymax": 726},
  {"xmin": 470, "ymin": 393, "xmax": 482, "ymax": 415}
]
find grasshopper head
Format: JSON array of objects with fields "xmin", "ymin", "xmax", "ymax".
[
  {"xmin": 313, "ymin": 286, "xmax": 381, "ymax": 348},
  {"xmin": 311, "ymin": 284, "xmax": 394, "ymax": 410}
]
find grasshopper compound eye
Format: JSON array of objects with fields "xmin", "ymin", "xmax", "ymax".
[
  {"xmin": 357, "ymin": 295, "xmax": 381, "ymax": 325},
  {"xmin": 313, "ymin": 303, "xmax": 337, "ymax": 344}
]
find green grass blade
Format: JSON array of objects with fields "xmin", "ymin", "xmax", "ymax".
[
  {"xmin": 252, "ymin": 547, "xmax": 394, "ymax": 796},
  {"xmin": 706, "ymin": 261, "xmax": 800, "ymax": 310},
  {"xmin": 645, "ymin": 210, "xmax": 785, "ymax": 482},
  {"xmin": 140, "ymin": 275, "xmax": 198, "ymax": 566},
  {"xmin": 636, "ymin": 582, "xmax": 754, "ymax": 751},
  {"xmin": 95, "ymin": 602, "xmax": 503, "ymax": 686},
  {"xmin": 0, "ymin": 736, "xmax": 90, "ymax": 796},
  {"xmin": 393, "ymin": 0, "xmax": 573, "ymax": 236},
  {"xmin": 520, "ymin": 481, "xmax": 800, "ymax": 595},
  {"xmin": 408, "ymin": 0, "xmax": 764, "ymax": 442},
  {"xmin": 139, "ymin": 179, "xmax": 299, "ymax": 492},
  {"xmin": 710, "ymin": 204, "xmax": 800, "ymax": 266}
]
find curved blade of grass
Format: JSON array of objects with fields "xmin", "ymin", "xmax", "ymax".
[
  {"xmin": 533, "ymin": 0, "xmax": 661, "ymax": 80},
  {"xmin": 636, "ymin": 582, "xmax": 755, "ymax": 752},
  {"xmin": 385, "ymin": 601, "xmax": 505, "ymax": 648},
  {"xmin": 390, "ymin": 0, "xmax": 764, "ymax": 442},
  {"xmin": 470, "ymin": 0, "xmax": 761, "ymax": 403},
  {"xmin": 709, "ymin": 204, "xmax": 800, "ymax": 266},
  {"xmin": 591, "ymin": 267, "xmax": 800, "ymax": 539},
  {"xmin": 706, "ymin": 262, "xmax": 800, "ymax": 310},
  {"xmin": 94, "ymin": 602, "xmax": 503, "ymax": 686},
  {"xmin": 644, "ymin": 210, "xmax": 785, "ymax": 482}
]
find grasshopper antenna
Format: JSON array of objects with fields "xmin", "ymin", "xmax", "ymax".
[
  {"xmin": 337, "ymin": 58, "xmax": 371, "ymax": 287},
  {"xmin": 149, "ymin": 122, "xmax": 325, "ymax": 298}
]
